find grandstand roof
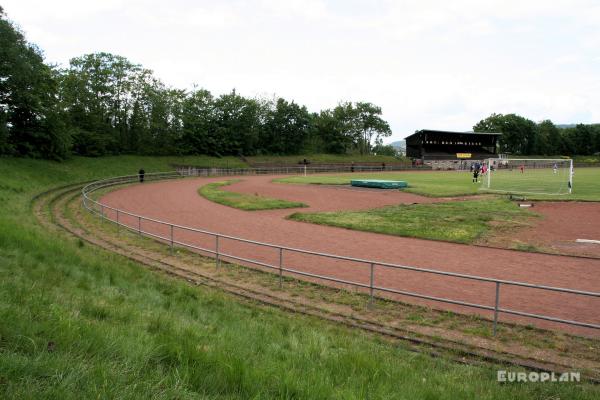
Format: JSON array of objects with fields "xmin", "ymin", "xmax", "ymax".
[{"xmin": 405, "ymin": 129, "xmax": 502, "ymax": 141}]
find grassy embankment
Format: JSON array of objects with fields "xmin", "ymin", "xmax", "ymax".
[
  {"xmin": 0, "ymin": 156, "xmax": 598, "ymax": 398},
  {"xmin": 275, "ymin": 168, "xmax": 600, "ymax": 201},
  {"xmin": 290, "ymin": 199, "xmax": 536, "ymax": 244},
  {"xmin": 199, "ymin": 180, "xmax": 307, "ymax": 210}
]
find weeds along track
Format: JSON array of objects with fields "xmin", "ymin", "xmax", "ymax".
[{"xmin": 33, "ymin": 183, "xmax": 600, "ymax": 381}]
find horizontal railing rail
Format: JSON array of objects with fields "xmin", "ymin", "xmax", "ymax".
[
  {"xmin": 173, "ymin": 164, "xmax": 431, "ymax": 177},
  {"xmin": 81, "ymin": 171, "xmax": 600, "ymax": 336}
]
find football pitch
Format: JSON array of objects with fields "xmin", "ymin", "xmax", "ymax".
[{"xmin": 274, "ymin": 167, "xmax": 600, "ymax": 201}]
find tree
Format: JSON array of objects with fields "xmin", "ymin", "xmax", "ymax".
[
  {"xmin": 0, "ymin": 8, "xmax": 71, "ymax": 159},
  {"xmin": 312, "ymin": 109, "xmax": 351, "ymax": 154},
  {"xmin": 594, "ymin": 125, "xmax": 600, "ymax": 155},
  {"xmin": 212, "ymin": 90, "xmax": 261, "ymax": 155},
  {"xmin": 372, "ymin": 143, "xmax": 397, "ymax": 156},
  {"xmin": 562, "ymin": 124, "xmax": 596, "ymax": 156},
  {"xmin": 1, "ymin": 7, "xmax": 399, "ymax": 160},
  {"xmin": 473, "ymin": 113, "xmax": 536, "ymax": 155},
  {"xmin": 62, "ymin": 53, "xmax": 134, "ymax": 154},
  {"xmin": 260, "ymin": 98, "xmax": 311, "ymax": 154},
  {"xmin": 535, "ymin": 120, "xmax": 562, "ymax": 155},
  {"xmin": 354, "ymin": 102, "xmax": 392, "ymax": 154},
  {"xmin": 60, "ymin": 52, "xmax": 183, "ymax": 155},
  {"xmin": 180, "ymin": 88, "xmax": 216, "ymax": 155}
]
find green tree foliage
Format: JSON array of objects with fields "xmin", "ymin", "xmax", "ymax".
[
  {"xmin": 0, "ymin": 8, "xmax": 71, "ymax": 159},
  {"xmin": 311, "ymin": 102, "xmax": 392, "ymax": 155},
  {"xmin": 474, "ymin": 113, "xmax": 600, "ymax": 156},
  {"xmin": 180, "ymin": 88, "xmax": 216, "ymax": 155},
  {"xmin": 534, "ymin": 120, "xmax": 563, "ymax": 155},
  {"xmin": 354, "ymin": 102, "xmax": 392, "ymax": 154},
  {"xmin": 473, "ymin": 113, "xmax": 536, "ymax": 155},
  {"xmin": 560, "ymin": 124, "xmax": 600, "ymax": 156},
  {"xmin": 311, "ymin": 107, "xmax": 356, "ymax": 154},
  {"xmin": 0, "ymin": 8, "xmax": 398, "ymax": 160},
  {"xmin": 61, "ymin": 53, "xmax": 156, "ymax": 155},
  {"xmin": 212, "ymin": 90, "xmax": 261, "ymax": 156},
  {"xmin": 260, "ymin": 98, "xmax": 311, "ymax": 155},
  {"xmin": 372, "ymin": 143, "xmax": 397, "ymax": 156}
]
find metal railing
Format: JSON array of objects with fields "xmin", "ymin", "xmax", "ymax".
[
  {"xmin": 173, "ymin": 164, "xmax": 430, "ymax": 177},
  {"xmin": 82, "ymin": 171, "xmax": 600, "ymax": 336}
]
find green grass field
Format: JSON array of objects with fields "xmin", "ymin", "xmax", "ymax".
[
  {"xmin": 199, "ymin": 180, "xmax": 307, "ymax": 210},
  {"xmin": 1, "ymin": 156, "xmax": 599, "ymax": 398},
  {"xmin": 275, "ymin": 168, "xmax": 600, "ymax": 201},
  {"xmin": 485, "ymin": 167, "xmax": 571, "ymax": 195},
  {"xmin": 289, "ymin": 199, "xmax": 537, "ymax": 244}
]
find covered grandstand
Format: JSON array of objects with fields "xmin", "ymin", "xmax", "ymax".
[{"xmin": 406, "ymin": 129, "xmax": 502, "ymax": 169}]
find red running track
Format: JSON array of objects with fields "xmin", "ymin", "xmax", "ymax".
[{"xmin": 100, "ymin": 175, "xmax": 600, "ymax": 337}]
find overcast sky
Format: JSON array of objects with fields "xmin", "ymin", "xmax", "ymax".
[{"xmin": 4, "ymin": 0, "xmax": 600, "ymax": 141}]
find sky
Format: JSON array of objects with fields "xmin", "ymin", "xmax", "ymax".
[{"xmin": 3, "ymin": 0, "xmax": 600, "ymax": 141}]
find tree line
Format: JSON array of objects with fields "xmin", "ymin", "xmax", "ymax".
[
  {"xmin": 473, "ymin": 113, "xmax": 600, "ymax": 157},
  {"xmin": 0, "ymin": 8, "xmax": 391, "ymax": 160}
]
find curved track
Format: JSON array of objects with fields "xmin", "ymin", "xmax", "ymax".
[
  {"xmin": 33, "ymin": 182, "xmax": 600, "ymax": 379},
  {"xmin": 100, "ymin": 175, "xmax": 600, "ymax": 336}
]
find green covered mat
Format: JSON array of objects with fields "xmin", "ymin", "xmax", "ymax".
[{"xmin": 350, "ymin": 179, "xmax": 408, "ymax": 189}]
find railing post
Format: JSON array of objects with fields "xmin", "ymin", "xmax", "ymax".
[
  {"xmin": 493, "ymin": 282, "xmax": 501, "ymax": 336},
  {"xmin": 116, "ymin": 209, "xmax": 119, "ymax": 234},
  {"xmin": 170, "ymin": 224, "xmax": 174, "ymax": 255},
  {"xmin": 100, "ymin": 204, "xmax": 104, "ymax": 223},
  {"xmin": 138, "ymin": 216, "xmax": 141, "ymax": 236},
  {"xmin": 369, "ymin": 263, "xmax": 375, "ymax": 306},
  {"xmin": 279, "ymin": 248, "xmax": 283, "ymax": 288},
  {"xmin": 215, "ymin": 234, "xmax": 220, "ymax": 269}
]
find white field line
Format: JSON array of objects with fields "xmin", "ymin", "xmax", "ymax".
[{"xmin": 575, "ymin": 239, "xmax": 600, "ymax": 245}]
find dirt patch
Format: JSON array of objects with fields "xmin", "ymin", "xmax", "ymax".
[{"xmin": 504, "ymin": 202, "xmax": 600, "ymax": 258}]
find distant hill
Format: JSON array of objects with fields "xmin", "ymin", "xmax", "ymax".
[
  {"xmin": 387, "ymin": 140, "xmax": 406, "ymax": 155},
  {"xmin": 388, "ymin": 140, "xmax": 406, "ymax": 149}
]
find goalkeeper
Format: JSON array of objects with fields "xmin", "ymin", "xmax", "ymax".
[{"xmin": 472, "ymin": 163, "xmax": 480, "ymax": 183}]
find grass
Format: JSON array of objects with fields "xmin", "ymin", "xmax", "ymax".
[
  {"xmin": 246, "ymin": 153, "xmax": 403, "ymax": 164},
  {"xmin": 198, "ymin": 180, "xmax": 308, "ymax": 210},
  {"xmin": 1, "ymin": 155, "xmax": 599, "ymax": 398},
  {"xmin": 274, "ymin": 167, "xmax": 600, "ymax": 201},
  {"xmin": 289, "ymin": 198, "xmax": 536, "ymax": 244}
]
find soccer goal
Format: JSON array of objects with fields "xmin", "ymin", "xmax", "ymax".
[{"xmin": 484, "ymin": 158, "xmax": 573, "ymax": 195}]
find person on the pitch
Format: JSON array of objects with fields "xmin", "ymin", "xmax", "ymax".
[{"xmin": 472, "ymin": 163, "xmax": 480, "ymax": 183}]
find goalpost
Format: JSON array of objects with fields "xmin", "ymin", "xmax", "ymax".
[{"xmin": 484, "ymin": 158, "xmax": 573, "ymax": 195}]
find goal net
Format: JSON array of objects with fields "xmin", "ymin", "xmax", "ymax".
[{"xmin": 484, "ymin": 158, "xmax": 573, "ymax": 195}]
